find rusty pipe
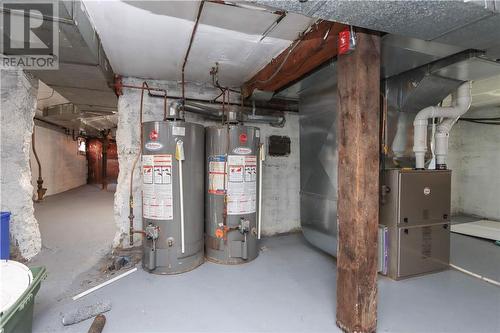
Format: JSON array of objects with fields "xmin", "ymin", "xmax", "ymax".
[
  {"xmin": 32, "ymin": 127, "xmax": 47, "ymax": 202},
  {"xmin": 120, "ymin": 83, "xmax": 167, "ymax": 95},
  {"xmin": 129, "ymin": 82, "xmax": 147, "ymax": 247},
  {"xmin": 182, "ymin": 0, "xmax": 205, "ymax": 104}
]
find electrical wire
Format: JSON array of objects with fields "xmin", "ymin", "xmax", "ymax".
[
  {"xmin": 458, "ymin": 119, "xmax": 500, "ymax": 125},
  {"xmin": 247, "ymin": 20, "xmax": 321, "ymax": 85},
  {"xmin": 458, "ymin": 116, "xmax": 500, "ymax": 125}
]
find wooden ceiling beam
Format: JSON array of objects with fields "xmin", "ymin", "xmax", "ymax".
[{"xmin": 242, "ymin": 20, "xmax": 346, "ymax": 98}]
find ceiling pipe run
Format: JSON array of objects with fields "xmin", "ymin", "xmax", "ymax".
[
  {"xmin": 175, "ymin": 101, "xmax": 286, "ymax": 126},
  {"xmin": 182, "ymin": 1, "xmax": 205, "ymax": 104}
]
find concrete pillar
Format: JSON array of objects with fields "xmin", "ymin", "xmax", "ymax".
[
  {"xmin": 113, "ymin": 89, "xmax": 143, "ymax": 247},
  {"xmin": 0, "ymin": 70, "xmax": 41, "ymax": 259}
]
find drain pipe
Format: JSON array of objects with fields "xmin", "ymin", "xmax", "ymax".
[
  {"xmin": 413, "ymin": 82, "xmax": 471, "ymax": 169},
  {"xmin": 435, "ymin": 83, "xmax": 472, "ymax": 169}
]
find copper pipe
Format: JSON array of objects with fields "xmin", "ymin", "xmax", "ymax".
[
  {"xmin": 32, "ymin": 128, "xmax": 47, "ymax": 201},
  {"xmin": 120, "ymin": 83, "xmax": 167, "ymax": 95},
  {"xmin": 119, "ymin": 82, "xmax": 298, "ymax": 112},
  {"xmin": 163, "ymin": 94, "xmax": 168, "ymax": 120},
  {"xmin": 182, "ymin": 0, "xmax": 205, "ymax": 104},
  {"xmin": 129, "ymin": 82, "xmax": 147, "ymax": 247}
]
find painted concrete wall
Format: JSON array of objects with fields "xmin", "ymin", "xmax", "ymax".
[
  {"xmin": 30, "ymin": 125, "xmax": 87, "ymax": 197},
  {"xmin": 448, "ymin": 107, "xmax": 500, "ymax": 221},
  {"xmin": 114, "ymin": 77, "xmax": 300, "ymax": 247},
  {"xmin": 0, "ymin": 70, "xmax": 41, "ymax": 259}
]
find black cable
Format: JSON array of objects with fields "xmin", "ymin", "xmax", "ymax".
[
  {"xmin": 459, "ymin": 119, "xmax": 500, "ymax": 125},
  {"xmin": 460, "ymin": 117, "xmax": 500, "ymax": 121}
]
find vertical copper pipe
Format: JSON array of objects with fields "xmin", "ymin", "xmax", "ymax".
[
  {"xmin": 163, "ymin": 94, "xmax": 168, "ymax": 120},
  {"xmin": 182, "ymin": 0, "xmax": 205, "ymax": 104},
  {"xmin": 129, "ymin": 82, "xmax": 146, "ymax": 246},
  {"xmin": 32, "ymin": 127, "xmax": 47, "ymax": 201}
]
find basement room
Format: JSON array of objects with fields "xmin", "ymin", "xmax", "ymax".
[{"xmin": 1, "ymin": 1, "xmax": 499, "ymax": 333}]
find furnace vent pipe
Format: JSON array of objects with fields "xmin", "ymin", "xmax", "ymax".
[
  {"xmin": 176, "ymin": 101, "xmax": 285, "ymax": 126},
  {"xmin": 413, "ymin": 82, "xmax": 471, "ymax": 169}
]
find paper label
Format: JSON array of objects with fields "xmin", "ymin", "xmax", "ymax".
[
  {"xmin": 142, "ymin": 154, "xmax": 173, "ymax": 220},
  {"xmin": 172, "ymin": 126, "xmax": 185, "ymax": 136},
  {"xmin": 208, "ymin": 155, "xmax": 226, "ymax": 195},
  {"xmin": 227, "ymin": 155, "xmax": 257, "ymax": 215}
]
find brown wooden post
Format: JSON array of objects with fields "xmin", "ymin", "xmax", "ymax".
[{"xmin": 336, "ymin": 27, "xmax": 380, "ymax": 333}]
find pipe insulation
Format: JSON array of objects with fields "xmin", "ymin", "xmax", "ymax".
[{"xmin": 413, "ymin": 82, "xmax": 471, "ymax": 169}]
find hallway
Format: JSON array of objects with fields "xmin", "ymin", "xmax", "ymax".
[{"xmin": 29, "ymin": 185, "xmax": 116, "ymax": 322}]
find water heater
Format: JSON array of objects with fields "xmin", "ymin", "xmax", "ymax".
[
  {"xmin": 205, "ymin": 124, "xmax": 261, "ymax": 264},
  {"xmin": 141, "ymin": 120, "xmax": 204, "ymax": 274}
]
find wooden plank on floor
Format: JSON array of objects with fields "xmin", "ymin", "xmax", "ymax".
[{"xmin": 336, "ymin": 27, "xmax": 381, "ymax": 333}]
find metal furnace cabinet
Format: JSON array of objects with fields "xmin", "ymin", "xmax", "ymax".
[{"xmin": 380, "ymin": 169, "xmax": 451, "ymax": 280}]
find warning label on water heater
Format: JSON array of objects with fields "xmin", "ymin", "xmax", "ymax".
[
  {"xmin": 208, "ymin": 155, "xmax": 226, "ymax": 195},
  {"xmin": 208, "ymin": 154, "xmax": 257, "ymax": 215},
  {"xmin": 227, "ymin": 155, "xmax": 257, "ymax": 215},
  {"xmin": 142, "ymin": 154, "xmax": 173, "ymax": 220}
]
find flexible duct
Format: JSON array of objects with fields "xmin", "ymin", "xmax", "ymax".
[{"xmin": 413, "ymin": 82, "xmax": 471, "ymax": 169}]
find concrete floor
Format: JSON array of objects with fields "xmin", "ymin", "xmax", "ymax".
[
  {"xmin": 29, "ymin": 186, "xmax": 500, "ymax": 333},
  {"xmin": 30, "ymin": 185, "xmax": 116, "ymax": 320}
]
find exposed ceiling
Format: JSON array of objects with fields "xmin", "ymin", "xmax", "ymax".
[
  {"xmin": 252, "ymin": 0, "xmax": 500, "ymax": 59},
  {"xmin": 36, "ymin": 80, "xmax": 117, "ymax": 137},
  {"xmin": 82, "ymin": 0, "xmax": 315, "ymax": 87},
  {"xmin": 24, "ymin": 0, "xmax": 500, "ymax": 135}
]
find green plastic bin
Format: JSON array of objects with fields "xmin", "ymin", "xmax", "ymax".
[{"xmin": 0, "ymin": 266, "xmax": 47, "ymax": 333}]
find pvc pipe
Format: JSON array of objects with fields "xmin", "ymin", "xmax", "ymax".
[
  {"xmin": 450, "ymin": 264, "xmax": 500, "ymax": 287},
  {"xmin": 413, "ymin": 82, "xmax": 471, "ymax": 169},
  {"xmin": 72, "ymin": 268, "xmax": 137, "ymax": 300},
  {"xmin": 257, "ymin": 143, "xmax": 264, "ymax": 239},
  {"xmin": 179, "ymin": 160, "xmax": 185, "ymax": 253},
  {"xmin": 176, "ymin": 141, "xmax": 186, "ymax": 254}
]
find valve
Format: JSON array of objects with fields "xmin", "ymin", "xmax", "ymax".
[
  {"xmin": 145, "ymin": 223, "xmax": 160, "ymax": 241},
  {"xmin": 239, "ymin": 218, "xmax": 250, "ymax": 234}
]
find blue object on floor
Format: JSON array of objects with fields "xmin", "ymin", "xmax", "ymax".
[{"xmin": 1, "ymin": 211, "xmax": 11, "ymax": 259}]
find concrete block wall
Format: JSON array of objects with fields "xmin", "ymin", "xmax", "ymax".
[
  {"xmin": 0, "ymin": 70, "xmax": 41, "ymax": 259},
  {"xmin": 30, "ymin": 125, "xmax": 88, "ymax": 197},
  {"xmin": 114, "ymin": 77, "xmax": 300, "ymax": 247},
  {"xmin": 448, "ymin": 107, "xmax": 500, "ymax": 221}
]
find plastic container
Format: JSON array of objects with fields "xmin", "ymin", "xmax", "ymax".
[
  {"xmin": 0, "ymin": 212, "xmax": 10, "ymax": 259},
  {"xmin": 0, "ymin": 266, "xmax": 47, "ymax": 333}
]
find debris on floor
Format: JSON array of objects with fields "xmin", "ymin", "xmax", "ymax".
[
  {"xmin": 73, "ymin": 268, "xmax": 137, "ymax": 301},
  {"xmin": 61, "ymin": 300, "xmax": 111, "ymax": 326},
  {"xmin": 100, "ymin": 247, "xmax": 142, "ymax": 274},
  {"xmin": 87, "ymin": 314, "xmax": 106, "ymax": 333}
]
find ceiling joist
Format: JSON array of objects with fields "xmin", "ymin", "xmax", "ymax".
[{"xmin": 242, "ymin": 20, "xmax": 346, "ymax": 98}]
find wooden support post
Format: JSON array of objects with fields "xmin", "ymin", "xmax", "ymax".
[{"xmin": 336, "ymin": 28, "xmax": 380, "ymax": 333}]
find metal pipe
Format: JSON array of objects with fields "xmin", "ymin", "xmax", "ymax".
[
  {"xmin": 182, "ymin": 101, "xmax": 285, "ymax": 126},
  {"xmin": 32, "ymin": 127, "xmax": 47, "ymax": 202},
  {"xmin": 182, "ymin": 1, "xmax": 205, "ymax": 103},
  {"xmin": 129, "ymin": 82, "xmax": 147, "ymax": 247}
]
